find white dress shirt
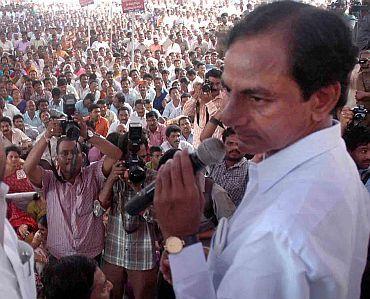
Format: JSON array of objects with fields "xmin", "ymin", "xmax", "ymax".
[
  {"xmin": 169, "ymin": 121, "xmax": 370, "ymax": 299},
  {"xmin": 0, "ymin": 183, "xmax": 36, "ymax": 299}
]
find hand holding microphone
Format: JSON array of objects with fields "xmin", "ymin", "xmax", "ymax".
[{"xmin": 125, "ymin": 138, "xmax": 226, "ymax": 216}]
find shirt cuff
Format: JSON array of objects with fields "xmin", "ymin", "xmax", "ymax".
[{"xmin": 169, "ymin": 242, "xmax": 207, "ymax": 283}]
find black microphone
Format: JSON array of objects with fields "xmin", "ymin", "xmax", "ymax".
[{"xmin": 124, "ymin": 138, "xmax": 226, "ymax": 216}]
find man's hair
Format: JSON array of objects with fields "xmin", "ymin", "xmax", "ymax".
[
  {"xmin": 118, "ymin": 106, "xmax": 130, "ymax": 115},
  {"xmin": 178, "ymin": 116, "xmax": 190, "ymax": 126},
  {"xmin": 5, "ymin": 145, "xmax": 21, "ymax": 156},
  {"xmin": 96, "ymin": 99, "xmax": 107, "ymax": 106},
  {"xmin": 343, "ymin": 125, "xmax": 370, "ymax": 151},
  {"xmin": 149, "ymin": 146, "xmax": 162, "ymax": 155},
  {"xmin": 169, "ymin": 86, "xmax": 179, "ymax": 95},
  {"xmin": 37, "ymin": 98, "xmax": 49, "ymax": 109},
  {"xmin": 57, "ymin": 78, "xmax": 67, "ymax": 86},
  {"xmin": 51, "ymin": 87, "xmax": 61, "ymax": 97},
  {"xmin": 32, "ymin": 80, "xmax": 42, "ymax": 88},
  {"xmin": 222, "ymin": 127, "xmax": 236, "ymax": 143},
  {"xmin": 205, "ymin": 68, "xmax": 222, "ymax": 80},
  {"xmin": 42, "ymin": 255, "xmax": 97, "ymax": 299},
  {"xmin": 187, "ymin": 69, "xmax": 197, "ymax": 76},
  {"xmin": 13, "ymin": 114, "xmax": 24, "ymax": 122},
  {"xmin": 134, "ymin": 99, "xmax": 144, "ymax": 107},
  {"xmin": 226, "ymin": 1, "xmax": 357, "ymax": 110},
  {"xmin": 88, "ymin": 103, "xmax": 100, "ymax": 112},
  {"xmin": 165, "ymin": 125, "xmax": 181, "ymax": 137},
  {"xmin": 0, "ymin": 116, "xmax": 11, "ymax": 125},
  {"xmin": 146, "ymin": 110, "xmax": 158, "ymax": 119},
  {"xmin": 84, "ymin": 93, "xmax": 95, "ymax": 102},
  {"xmin": 115, "ymin": 92, "xmax": 126, "ymax": 103}
]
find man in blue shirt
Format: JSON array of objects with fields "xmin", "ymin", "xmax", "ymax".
[{"xmin": 75, "ymin": 93, "xmax": 94, "ymax": 117}]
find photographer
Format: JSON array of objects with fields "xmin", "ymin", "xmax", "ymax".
[
  {"xmin": 183, "ymin": 68, "xmax": 225, "ymax": 148},
  {"xmin": 23, "ymin": 114, "xmax": 122, "ymax": 261},
  {"xmin": 100, "ymin": 128, "xmax": 158, "ymax": 299}
]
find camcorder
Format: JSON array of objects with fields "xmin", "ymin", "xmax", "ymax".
[
  {"xmin": 61, "ymin": 94, "xmax": 80, "ymax": 140},
  {"xmin": 123, "ymin": 123, "xmax": 146, "ymax": 184},
  {"xmin": 349, "ymin": 105, "xmax": 368, "ymax": 127}
]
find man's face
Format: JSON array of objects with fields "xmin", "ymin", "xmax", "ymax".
[
  {"xmin": 27, "ymin": 101, "xmax": 36, "ymax": 112},
  {"xmin": 168, "ymin": 131, "xmax": 181, "ymax": 148},
  {"xmin": 0, "ymin": 121, "xmax": 11, "ymax": 134},
  {"xmin": 224, "ymin": 134, "xmax": 245, "ymax": 162},
  {"xmin": 34, "ymin": 83, "xmax": 43, "ymax": 94},
  {"xmin": 154, "ymin": 79, "xmax": 163, "ymax": 90},
  {"xmin": 222, "ymin": 34, "xmax": 318, "ymax": 155},
  {"xmin": 98, "ymin": 103, "xmax": 107, "ymax": 116},
  {"xmin": 25, "ymin": 81, "xmax": 33, "ymax": 91},
  {"xmin": 59, "ymin": 84, "xmax": 67, "ymax": 94},
  {"xmin": 350, "ymin": 143, "xmax": 370, "ymax": 170},
  {"xmin": 121, "ymin": 79, "xmax": 130, "ymax": 91},
  {"xmin": 135, "ymin": 103, "xmax": 145, "ymax": 117},
  {"xmin": 39, "ymin": 101, "xmax": 49, "ymax": 112},
  {"xmin": 118, "ymin": 110, "xmax": 129, "ymax": 124},
  {"xmin": 179, "ymin": 118, "xmax": 191, "ymax": 135},
  {"xmin": 57, "ymin": 140, "xmax": 83, "ymax": 179},
  {"xmin": 208, "ymin": 76, "xmax": 223, "ymax": 97},
  {"xmin": 0, "ymin": 88, "xmax": 7, "ymax": 98},
  {"xmin": 170, "ymin": 88, "xmax": 180, "ymax": 101},
  {"xmin": 147, "ymin": 116, "xmax": 158, "ymax": 130},
  {"xmin": 90, "ymin": 267, "xmax": 113, "ymax": 299},
  {"xmin": 139, "ymin": 84, "xmax": 147, "ymax": 94},
  {"xmin": 14, "ymin": 118, "xmax": 24, "ymax": 130},
  {"xmin": 90, "ymin": 108, "xmax": 101, "ymax": 122},
  {"xmin": 40, "ymin": 111, "xmax": 50, "ymax": 124},
  {"xmin": 150, "ymin": 150, "xmax": 162, "ymax": 167}
]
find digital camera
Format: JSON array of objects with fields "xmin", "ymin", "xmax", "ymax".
[{"xmin": 61, "ymin": 94, "xmax": 80, "ymax": 140}]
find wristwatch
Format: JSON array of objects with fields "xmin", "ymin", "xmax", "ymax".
[
  {"xmin": 164, "ymin": 235, "xmax": 199, "ymax": 254},
  {"xmin": 85, "ymin": 129, "xmax": 94, "ymax": 142}
]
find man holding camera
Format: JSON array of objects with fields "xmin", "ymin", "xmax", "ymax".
[
  {"xmin": 23, "ymin": 114, "xmax": 122, "ymax": 260},
  {"xmin": 99, "ymin": 129, "xmax": 158, "ymax": 299},
  {"xmin": 183, "ymin": 68, "xmax": 225, "ymax": 148}
]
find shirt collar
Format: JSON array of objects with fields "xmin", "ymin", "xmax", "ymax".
[{"xmin": 255, "ymin": 121, "xmax": 343, "ymax": 193}]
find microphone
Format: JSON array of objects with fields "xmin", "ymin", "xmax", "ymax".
[{"xmin": 124, "ymin": 138, "xmax": 226, "ymax": 216}]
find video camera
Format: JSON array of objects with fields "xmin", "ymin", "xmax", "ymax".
[
  {"xmin": 350, "ymin": 105, "xmax": 368, "ymax": 127},
  {"xmin": 124, "ymin": 123, "xmax": 146, "ymax": 184},
  {"xmin": 61, "ymin": 94, "xmax": 80, "ymax": 140}
]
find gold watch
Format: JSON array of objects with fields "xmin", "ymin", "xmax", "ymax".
[{"xmin": 164, "ymin": 235, "xmax": 198, "ymax": 254}]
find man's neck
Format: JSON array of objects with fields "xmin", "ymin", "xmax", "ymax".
[
  {"xmin": 225, "ymin": 158, "xmax": 242, "ymax": 169},
  {"xmin": 3, "ymin": 131, "xmax": 12, "ymax": 141},
  {"xmin": 182, "ymin": 131, "xmax": 190, "ymax": 139},
  {"xmin": 28, "ymin": 111, "xmax": 35, "ymax": 117}
]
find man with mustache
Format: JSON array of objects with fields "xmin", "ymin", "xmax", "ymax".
[{"xmin": 209, "ymin": 127, "xmax": 248, "ymax": 207}]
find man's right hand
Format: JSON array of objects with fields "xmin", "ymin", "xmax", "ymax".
[{"xmin": 107, "ymin": 161, "xmax": 126, "ymax": 183}]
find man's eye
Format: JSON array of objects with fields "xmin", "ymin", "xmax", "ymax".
[{"xmin": 249, "ymin": 96, "xmax": 263, "ymax": 102}]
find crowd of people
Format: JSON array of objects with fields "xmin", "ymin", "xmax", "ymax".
[{"xmin": 0, "ymin": 0, "xmax": 369, "ymax": 298}]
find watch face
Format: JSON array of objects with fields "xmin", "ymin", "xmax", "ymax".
[
  {"xmin": 166, "ymin": 236, "xmax": 184, "ymax": 254},
  {"xmin": 88, "ymin": 130, "xmax": 94, "ymax": 138}
]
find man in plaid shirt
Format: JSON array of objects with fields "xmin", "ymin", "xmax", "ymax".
[
  {"xmin": 209, "ymin": 127, "xmax": 249, "ymax": 207},
  {"xmin": 100, "ymin": 133, "xmax": 159, "ymax": 299}
]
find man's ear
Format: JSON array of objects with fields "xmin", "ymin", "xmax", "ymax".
[{"xmin": 309, "ymin": 82, "xmax": 341, "ymax": 122}]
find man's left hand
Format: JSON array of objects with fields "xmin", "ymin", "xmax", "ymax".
[
  {"xmin": 153, "ymin": 150, "xmax": 204, "ymax": 239},
  {"xmin": 73, "ymin": 113, "xmax": 88, "ymax": 139}
]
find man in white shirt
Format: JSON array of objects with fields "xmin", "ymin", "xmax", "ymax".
[
  {"xmin": 0, "ymin": 116, "xmax": 32, "ymax": 149},
  {"xmin": 162, "ymin": 87, "xmax": 181, "ymax": 119},
  {"xmin": 0, "ymin": 99, "xmax": 20, "ymax": 121},
  {"xmin": 153, "ymin": 3, "xmax": 370, "ymax": 299},
  {"xmin": 161, "ymin": 125, "xmax": 194, "ymax": 153},
  {"xmin": 0, "ymin": 142, "xmax": 37, "ymax": 298}
]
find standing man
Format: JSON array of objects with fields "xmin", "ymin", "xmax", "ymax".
[
  {"xmin": 23, "ymin": 117, "xmax": 122, "ymax": 260},
  {"xmin": 154, "ymin": 2, "xmax": 370, "ymax": 299}
]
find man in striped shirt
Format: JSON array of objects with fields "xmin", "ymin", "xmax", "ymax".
[{"xmin": 23, "ymin": 115, "xmax": 122, "ymax": 260}]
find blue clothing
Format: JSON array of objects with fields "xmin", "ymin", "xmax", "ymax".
[
  {"xmin": 153, "ymin": 89, "xmax": 168, "ymax": 114},
  {"xmin": 75, "ymin": 100, "xmax": 89, "ymax": 116}
]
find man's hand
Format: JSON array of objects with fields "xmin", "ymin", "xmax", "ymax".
[
  {"xmin": 107, "ymin": 161, "xmax": 126, "ymax": 183},
  {"xmin": 355, "ymin": 90, "xmax": 370, "ymax": 101},
  {"xmin": 73, "ymin": 113, "xmax": 88, "ymax": 139},
  {"xmin": 160, "ymin": 251, "xmax": 172, "ymax": 284},
  {"xmin": 153, "ymin": 150, "xmax": 204, "ymax": 239},
  {"xmin": 18, "ymin": 224, "xmax": 29, "ymax": 239},
  {"xmin": 339, "ymin": 106, "xmax": 354, "ymax": 130}
]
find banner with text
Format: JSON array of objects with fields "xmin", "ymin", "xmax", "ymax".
[
  {"xmin": 121, "ymin": 0, "xmax": 145, "ymax": 13},
  {"xmin": 79, "ymin": 0, "xmax": 94, "ymax": 7}
]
